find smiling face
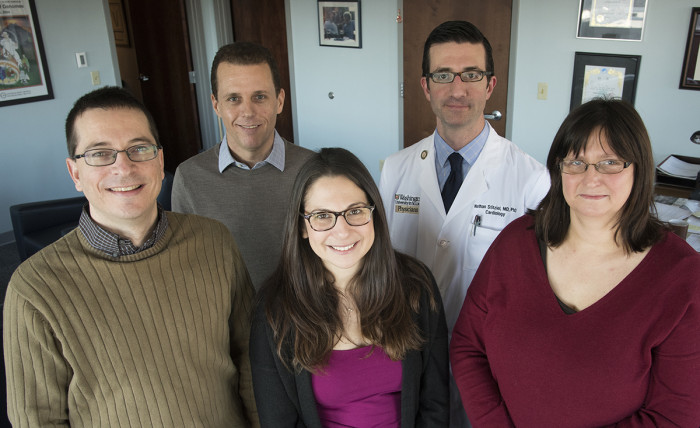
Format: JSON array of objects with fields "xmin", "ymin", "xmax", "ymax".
[
  {"xmin": 421, "ymin": 41, "xmax": 496, "ymax": 143},
  {"xmin": 211, "ymin": 62, "xmax": 285, "ymax": 167},
  {"xmin": 562, "ymin": 131, "xmax": 634, "ymax": 226},
  {"xmin": 66, "ymin": 107, "xmax": 164, "ymax": 235},
  {"xmin": 301, "ymin": 175, "xmax": 375, "ymax": 284}
]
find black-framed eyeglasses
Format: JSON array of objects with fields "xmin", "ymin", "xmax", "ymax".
[
  {"xmin": 425, "ymin": 70, "xmax": 493, "ymax": 84},
  {"xmin": 73, "ymin": 144, "xmax": 162, "ymax": 167},
  {"xmin": 560, "ymin": 159, "xmax": 631, "ymax": 175},
  {"xmin": 301, "ymin": 206, "xmax": 375, "ymax": 232}
]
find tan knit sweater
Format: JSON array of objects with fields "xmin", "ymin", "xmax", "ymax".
[{"xmin": 3, "ymin": 212, "xmax": 258, "ymax": 427}]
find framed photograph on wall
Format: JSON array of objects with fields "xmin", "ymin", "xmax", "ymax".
[
  {"xmin": 577, "ymin": 0, "xmax": 648, "ymax": 41},
  {"xmin": 318, "ymin": 1, "xmax": 361, "ymax": 48},
  {"xmin": 109, "ymin": 0, "xmax": 130, "ymax": 48},
  {"xmin": 570, "ymin": 52, "xmax": 641, "ymax": 111},
  {"xmin": 679, "ymin": 7, "xmax": 700, "ymax": 90},
  {"xmin": 0, "ymin": 0, "xmax": 53, "ymax": 107}
]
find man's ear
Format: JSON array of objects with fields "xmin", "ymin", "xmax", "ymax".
[
  {"xmin": 66, "ymin": 158, "xmax": 83, "ymax": 192},
  {"xmin": 211, "ymin": 93, "xmax": 221, "ymax": 117},
  {"xmin": 276, "ymin": 88, "xmax": 286, "ymax": 115},
  {"xmin": 420, "ymin": 76, "xmax": 431, "ymax": 102}
]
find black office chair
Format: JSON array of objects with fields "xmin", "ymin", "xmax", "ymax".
[
  {"xmin": 9, "ymin": 196, "xmax": 87, "ymax": 261},
  {"xmin": 9, "ymin": 171, "xmax": 175, "ymax": 262}
]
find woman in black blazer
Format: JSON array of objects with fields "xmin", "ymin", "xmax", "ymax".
[{"xmin": 250, "ymin": 148, "xmax": 448, "ymax": 427}]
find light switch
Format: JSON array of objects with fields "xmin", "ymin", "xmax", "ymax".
[
  {"xmin": 76, "ymin": 52, "xmax": 87, "ymax": 68},
  {"xmin": 537, "ymin": 82, "xmax": 548, "ymax": 100},
  {"xmin": 91, "ymin": 71, "xmax": 101, "ymax": 86}
]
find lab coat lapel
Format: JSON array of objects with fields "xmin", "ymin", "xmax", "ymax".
[
  {"xmin": 417, "ymin": 139, "xmax": 445, "ymax": 219},
  {"xmin": 444, "ymin": 129, "xmax": 499, "ymax": 223}
]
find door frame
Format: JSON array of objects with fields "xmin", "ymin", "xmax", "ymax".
[{"xmin": 185, "ymin": 0, "xmax": 232, "ymax": 151}]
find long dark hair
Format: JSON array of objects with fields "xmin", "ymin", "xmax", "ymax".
[
  {"xmin": 533, "ymin": 98, "xmax": 664, "ymax": 253},
  {"xmin": 262, "ymin": 148, "xmax": 435, "ymax": 373}
]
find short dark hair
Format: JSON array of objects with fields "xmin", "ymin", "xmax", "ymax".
[
  {"xmin": 65, "ymin": 86, "xmax": 159, "ymax": 157},
  {"xmin": 533, "ymin": 98, "xmax": 664, "ymax": 253},
  {"xmin": 262, "ymin": 148, "xmax": 435, "ymax": 373},
  {"xmin": 210, "ymin": 42, "xmax": 282, "ymax": 98},
  {"xmin": 422, "ymin": 20, "xmax": 494, "ymax": 79}
]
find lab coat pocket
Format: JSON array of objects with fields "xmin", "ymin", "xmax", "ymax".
[{"xmin": 464, "ymin": 224, "xmax": 501, "ymax": 271}]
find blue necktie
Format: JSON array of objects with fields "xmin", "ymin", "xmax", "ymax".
[{"xmin": 441, "ymin": 152, "xmax": 463, "ymax": 213}]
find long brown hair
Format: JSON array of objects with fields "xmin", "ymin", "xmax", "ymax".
[
  {"xmin": 533, "ymin": 98, "xmax": 664, "ymax": 253},
  {"xmin": 261, "ymin": 148, "xmax": 435, "ymax": 373}
]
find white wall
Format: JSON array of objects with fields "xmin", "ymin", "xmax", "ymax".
[
  {"xmin": 286, "ymin": 0, "xmax": 402, "ymax": 182},
  {"xmin": 0, "ymin": 0, "xmax": 118, "ymax": 236},
  {"xmin": 509, "ymin": 0, "xmax": 700, "ymax": 165}
]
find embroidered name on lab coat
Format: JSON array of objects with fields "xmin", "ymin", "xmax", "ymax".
[
  {"xmin": 474, "ymin": 203, "xmax": 518, "ymax": 218},
  {"xmin": 395, "ymin": 193, "xmax": 420, "ymax": 214}
]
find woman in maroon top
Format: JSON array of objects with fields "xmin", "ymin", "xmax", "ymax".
[
  {"xmin": 250, "ymin": 148, "xmax": 449, "ymax": 427},
  {"xmin": 450, "ymin": 99, "xmax": 700, "ymax": 427}
]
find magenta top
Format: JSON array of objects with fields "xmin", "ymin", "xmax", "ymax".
[{"xmin": 311, "ymin": 345, "xmax": 402, "ymax": 427}]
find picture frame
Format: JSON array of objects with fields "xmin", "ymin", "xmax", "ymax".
[
  {"xmin": 318, "ymin": 1, "xmax": 361, "ymax": 49},
  {"xmin": 570, "ymin": 52, "xmax": 641, "ymax": 111},
  {"xmin": 679, "ymin": 8, "xmax": 700, "ymax": 90},
  {"xmin": 576, "ymin": 0, "xmax": 648, "ymax": 41},
  {"xmin": 109, "ymin": 0, "xmax": 130, "ymax": 48},
  {"xmin": 0, "ymin": 0, "xmax": 53, "ymax": 107}
]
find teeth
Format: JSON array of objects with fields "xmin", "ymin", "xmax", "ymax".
[
  {"xmin": 240, "ymin": 125, "xmax": 258, "ymax": 129},
  {"xmin": 331, "ymin": 243, "xmax": 355, "ymax": 251},
  {"xmin": 111, "ymin": 185, "xmax": 140, "ymax": 192}
]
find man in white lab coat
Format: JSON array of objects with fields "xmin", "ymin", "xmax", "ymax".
[{"xmin": 379, "ymin": 20, "xmax": 549, "ymax": 428}]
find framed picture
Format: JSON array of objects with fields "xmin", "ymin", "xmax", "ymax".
[
  {"xmin": 0, "ymin": 0, "xmax": 53, "ymax": 107},
  {"xmin": 318, "ymin": 1, "xmax": 361, "ymax": 49},
  {"xmin": 577, "ymin": 0, "xmax": 648, "ymax": 41},
  {"xmin": 109, "ymin": 0, "xmax": 130, "ymax": 48},
  {"xmin": 679, "ymin": 8, "xmax": 700, "ymax": 90},
  {"xmin": 570, "ymin": 52, "xmax": 641, "ymax": 110}
]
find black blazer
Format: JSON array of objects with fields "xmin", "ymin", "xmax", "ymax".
[{"xmin": 249, "ymin": 263, "xmax": 449, "ymax": 427}]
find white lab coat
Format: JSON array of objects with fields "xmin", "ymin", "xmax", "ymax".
[{"xmin": 379, "ymin": 124, "xmax": 550, "ymax": 333}]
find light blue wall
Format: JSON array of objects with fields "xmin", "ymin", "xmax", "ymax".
[
  {"xmin": 508, "ymin": 0, "xmax": 700, "ymax": 165},
  {"xmin": 3, "ymin": 1, "xmax": 698, "ymax": 237},
  {"xmin": 0, "ymin": 0, "xmax": 118, "ymax": 235},
  {"xmin": 287, "ymin": 0, "xmax": 402, "ymax": 182}
]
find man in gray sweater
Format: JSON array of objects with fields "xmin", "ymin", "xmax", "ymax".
[{"xmin": 172, "ymin": 42, "xmax": 312, "ymax": 289}]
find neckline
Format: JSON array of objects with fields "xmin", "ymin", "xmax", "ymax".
[{"xmin": 536, "ymin": 232, "xmax": 657, "ymax": 318}]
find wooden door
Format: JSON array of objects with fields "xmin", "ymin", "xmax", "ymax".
[
  {"xmin": 403, "ymin": 0, "xmax": 513, "ymax": 147},
  {"xmin": 126, "ymin": 0, "xmax": 202, "ymax": 172},
  {"xmin": 230, "ymin": 0, "xmax": 294, "ymax": 143}
]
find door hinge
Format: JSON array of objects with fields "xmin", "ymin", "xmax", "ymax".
[{"xmin": 189, "ymin": 71, "xmax": 196, "ymax": 84}]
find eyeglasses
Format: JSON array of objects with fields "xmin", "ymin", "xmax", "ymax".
[
  {"xmin": 560, "ymin": 159, "xmax": 631, "ymax": 175},
  {"xmin": 73, "ymin": 144, "xmax": 162, "ymax": 166},
  {"xmin": 302, "ymin": 206, "xmax": 375, "ymax": 232},
  {"xmin": 425, "ymin": 70, "xmax": 493, "ymax": 84}
]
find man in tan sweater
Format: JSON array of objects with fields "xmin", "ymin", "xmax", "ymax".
[{"xmin": 3, "ymin": 87, "xmax": 259, "ymax": 427}]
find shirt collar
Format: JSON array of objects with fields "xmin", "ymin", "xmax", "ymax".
[
  {"xmin": 434, "ymin": 123, "xmax": 490, "ymax": 167},
  {"xmin": 78, "ymin": 203, "xmax": 169, "ymax": 257},
  {"xmin": 217, "ymin": 130, "xmax": 286, "ymax": 173}
]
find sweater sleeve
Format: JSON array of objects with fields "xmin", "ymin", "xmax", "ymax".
[
  {"xmin": 604, "ymin": 287, "xmax": 700, "ymax": 427},
  {"xmin": 228, "ymin": 242, "xmax": 259, "ymax": 428},
  {"xmin": 450, "ymin": 249, "xmax": 515, "ymax": 427},
  {"xmin": 4, "ymin": 285, "xmax": 72, "ymax": 427}
]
